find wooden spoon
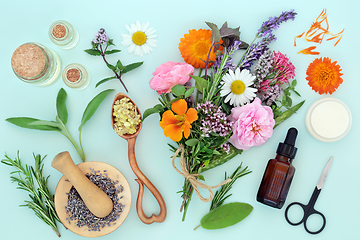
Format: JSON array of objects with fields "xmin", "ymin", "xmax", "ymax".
[
  {"xmin": 52, "ymin": 151, "xmax": 114, "ymax": 218},
  {"xmin": 111, "ymin": 92, "xmax": 167, "ymax": 224}
]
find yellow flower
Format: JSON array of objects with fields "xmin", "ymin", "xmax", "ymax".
[{"xmin": 159, "ymin": 99, "xmax": 198, "ymax": 142}]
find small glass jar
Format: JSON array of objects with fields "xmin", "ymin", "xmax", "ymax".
[
  {"xmin": 62, "ymin": 63, "xmax": 90, "ymax": 89},
  {"xmin": 49, "ymin": 20, "xmax": 79, "ymax": 49},
  {"xmin": 11, "ymin": 42, "xmax": 61, "ymax": 86}
]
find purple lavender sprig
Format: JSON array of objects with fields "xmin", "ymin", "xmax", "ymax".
[{"xmin": 257, "ymin": 9, "xmax": 297, "ymax": 38}]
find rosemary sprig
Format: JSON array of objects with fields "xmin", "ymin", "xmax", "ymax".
[
  {"xmin": 210, "ymin": 162, "xmax": 251, "ymax": 211},
  {"xmin": 1, "ymin": 152, "xmax": 61, "ymax": 237}
]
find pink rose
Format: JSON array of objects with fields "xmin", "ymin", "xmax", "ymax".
[
  {"xmin": 229, "ymin": 98, "xmax": 275, "ymax": 150},
  {"xmin": 149, "ymin": 61, "xmax": 194, "ymax": 94}
]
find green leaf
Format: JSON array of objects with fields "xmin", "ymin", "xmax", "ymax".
[
  {"xmin": 205, "ymin": 22, "xmax": 221, "ymax": 43},
  {"xmin": 192, "ymin": 75, "xmax": 208, "ymax": 93},
  {"xmin": 6, "ymin": 117, "xmax": 60, "ymax": 131},
  {"xmin": 78, "ymin": 89, "xmax": 114, "ymax": 131},
  {"xmin": 199, "ymin": 202, "xmax": 253, "ymax": 230},
  {"xmin": 106, "ymin": 63, "xmax": 116, "ymax": 71},
  {"xmin": 172, "ymin": 85, "xmax": 186, "ymax": 96},
  {"xmin": 84, "ymin": 49, "xmax": 101, "ymax": 56},
  {"xmin": 121, "ymin": 62, "xmax": 143, "ymax": 74},
  {"xmin": 185, "ymin": 139, "xmax": 199, "ymax": 147},
  {"xmin": 56, "ymin": 88, "xmax": 68, "ymax": 125},
  {"xmin": 29, "ymin": 120, "xmax": 61, "ymax": 129},
  {"xmin": 274, "ymin": 100, "xmax": 305, "ymax": 128},
  {"xmin": 185, "ymin": 87, "xmax": 195, "ymax": 98},
  {"xmin": 116, "ymin": 60, "xmax": 125, "ymax": 71},
  {"xmin": 104, "ymin": 49, "xmax": 121, "ymax": 55},
  {"xmin": 95, "ymin": 76, "xmax": 117, "ymax": 88},
  {"xmin": 142, "ymin": 107, "xmax": 161, "ymax": 121},
  {"xmin": 198, "ymin": 175, "xmax": 205, "ymax": 181}
]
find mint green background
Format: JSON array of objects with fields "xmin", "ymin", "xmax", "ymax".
[{"xmin": 0, "ymin": 0, "xmax": 358, "ymax": 239}]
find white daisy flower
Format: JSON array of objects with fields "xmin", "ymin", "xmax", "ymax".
[
  {"xmin": 220, "ymin": 68, "xmax": 257, "ymax": 106},
  {"xmin": 121, "ymin": 21, "xmax": 157, "ymax": 57}
]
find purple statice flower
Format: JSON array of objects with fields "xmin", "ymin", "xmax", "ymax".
[
  {"xmin": 93, "ymin": 28, "xmax": 109, "ymax": 44},
  {"xmin": 257, "ymin": 9, "xmax": 297, "ymax": 38},
  {"xmin": 196, "ymin": 101, "xmax": 233, "ymax": 139}
]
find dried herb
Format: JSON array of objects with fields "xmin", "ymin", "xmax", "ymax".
[
  {"xmin": 84, "ymin": 28, "xmax": 143, "ymax": 91},
  {"xmin": 1, "ymin": 152, "xmax": 61, "ymax": 237},
  {"xmin": 6, "ymin": 88, "xmax": 114, "ymax": 162}
]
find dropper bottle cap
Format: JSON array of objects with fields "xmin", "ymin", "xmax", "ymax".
[{"xmin": 276, "ymin": 127, "xmax": 298, "ymax": 159}]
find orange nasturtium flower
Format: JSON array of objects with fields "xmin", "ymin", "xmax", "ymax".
[
  {"xmin": 159, "ymin": 99, "xmax": 198, "ymax": 142},
  {"xmin": 179, "ymin": 29, "xmax": 222, "ymax": 69},
  {"xmin": 306, "ymin": 57, "xmax": 343, "ymax": 95}
]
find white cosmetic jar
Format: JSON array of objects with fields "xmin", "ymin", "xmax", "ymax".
[{"xmin": 305, "ymin": 97, "xmax": 352, "ymax": 142}]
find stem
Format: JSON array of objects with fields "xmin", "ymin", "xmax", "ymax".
[
  {"xmin": 203, "ymin": 43, "xmax": 214, "ymax": 80},
  {"xmin": 78, "ymin": 129, "xmax": 85, "ymax": 159},
  {"xmin": 194, "ymin": 224, "xmax": 201, "ymax": 230},
  {"xmin": 57, "ymin": 117, "xmax": 85, "ymax": 161},
  {"xmin": 98, "ymin": 45, "xmax": 128, "ymax": 92}
]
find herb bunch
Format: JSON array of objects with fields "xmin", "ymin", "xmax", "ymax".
[
  {"xmin": 6, "ymin": 88, "xmax": 113, "ymax": 162},
  {"xmin": 85, "ymin": 28, "xmax": 143, "ymax": 91},
  {"xmin": 1, "ymin": 153, "xmax": 61, "ymax": 237}
]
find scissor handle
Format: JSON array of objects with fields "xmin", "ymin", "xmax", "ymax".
[{"xmin": 285, "ymin": 187, "xmax": 326, "ymax": 234}]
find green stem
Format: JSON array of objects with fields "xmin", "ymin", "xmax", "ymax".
[{"xmin": 57, "ymin": 117, "xmax": 85, "ymax": 161}]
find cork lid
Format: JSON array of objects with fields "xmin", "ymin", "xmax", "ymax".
[{"xmin": 11, "ymin": 43, "xmax": 46, "ymax": 78}]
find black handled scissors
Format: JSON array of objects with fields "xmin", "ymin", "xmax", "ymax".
[{"xmin": 285, "ymin": 157, "xmax": 333, "ymax": 234}]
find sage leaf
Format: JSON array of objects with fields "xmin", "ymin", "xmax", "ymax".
[
  {"xmin": 56, "ymin": 88, "xmax": 68, "ymax": 125},
  {"xmin": 142, "ymin": 107, "xmax": 161, "ymax": 121},
  {"xmin": 84, "ymin": 49, "xmax": 101, "ymax": 56},
  {"xmin": 78, "ymin": 89, "xmax": 114, "ymax": 131},
  {"xmin": 274, "ymin": 100, "xmax": 305, "ymax": 128},
  {"xmin": 116, "ymin": 60, "xmax": 125, "ymax": 71},
  {"xmin": 104, "ymin": 49, "xmax": 121, "ymax": 55},
  {"xmin": 106, "ymin": 63, "xmax": 116, "ymax": 71},
  {"xmin": 199, "ymin": 202, "xmax": 253, "ymax": 230},
  {"xmin": 121, "ymin": 62, "xmax": 143, "ymax": 74},
  {"xmin": 6, "ymin": 117, "xmax": 60, "ymax": 131},
  {"xmin": 95, "ymin": 76, "xmax": 117, "ymax": 88},
  {"xmin": 30, "ymin": 120, "xmax": 61, "ymax": 129}
]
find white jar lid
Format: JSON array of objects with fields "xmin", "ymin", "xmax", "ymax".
[{"xmin": 305, "ymin": 97, "xmax": 352, "ymax": 142}]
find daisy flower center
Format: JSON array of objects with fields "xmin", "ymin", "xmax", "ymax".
[
  {"xmin": 230, "ymin": 80, "xmax": 246, "ymax": 95},
  {"xmin": 195, "ymin": 41, "xmax": 209, "ymax": 57},
  {"xmin": 132, "ymin": 31, "xmax": 147, "ymax": 46}
]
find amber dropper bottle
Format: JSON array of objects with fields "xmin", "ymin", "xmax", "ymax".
[{"xmin": 256, "ymin": 127, "xmax": 298, "ymax": 209}]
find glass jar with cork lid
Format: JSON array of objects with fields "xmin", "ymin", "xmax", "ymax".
[
  {"xmin": 49, "ymin": 20, "xmax": 79, "ymax": 49},
  {"xmin": 11, "ymin": 42, "xmax": 61, "ymax": 86},
  {"xmin": 62, "ymin": 63, "xmax": 90, "ymax": 89}
]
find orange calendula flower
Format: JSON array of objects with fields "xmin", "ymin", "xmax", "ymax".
[
  {"xmin": 179, "ymin": 29, "xmax": 222, "ymax": 69},
  {"xmin": 159, "ymin": 99, "xmax": 198, "ymax": 142},
  {"xmin": 306, "ymin": 57, "xmax": 343, "ymax": 95}
]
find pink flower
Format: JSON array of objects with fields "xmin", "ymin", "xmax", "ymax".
[
  {"xmin": 272, "ymin": 51, "xmax": 295, "ymax": 85},
  {"xmin": 149, "ymin": 61, "xmax": 194, "ymax": 94},
  {"xmin": 228, "ymin": 98, "xmax": 275, "ymax": 150}
]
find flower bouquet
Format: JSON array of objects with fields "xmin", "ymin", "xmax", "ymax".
[{"xmin": 144, "ymin": 10, "xmax": 305, "ymax": 221}]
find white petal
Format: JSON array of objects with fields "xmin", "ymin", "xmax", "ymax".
[
  {"xmin": 127, "ymin": 44, "xmax": 136, "ymax": 54},
  {"xmin": 142, "ymin": 22, "xmax": 150, "ymax": 32}
]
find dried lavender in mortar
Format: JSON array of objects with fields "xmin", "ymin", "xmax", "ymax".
[{"xmin": 65, "ymin": 169, "xmax": 124, "ymax": 231}]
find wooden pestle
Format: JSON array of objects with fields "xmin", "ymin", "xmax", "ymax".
[{"xmin": 52, "ymin": 151, "xmax": 113, "ymax": 218}]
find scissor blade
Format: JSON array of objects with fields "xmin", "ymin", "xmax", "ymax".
[{"xmin": 316, "ymin": 157, "xmax": 333, "ymax": 190}]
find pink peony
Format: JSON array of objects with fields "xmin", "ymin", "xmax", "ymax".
[
  {"xmin": 149, "ymin": 61, "xmax": 194, "ymax": 94},
  {"xmin": 228, "ymin": 98, "xmax": 275, "ymax": 150}
]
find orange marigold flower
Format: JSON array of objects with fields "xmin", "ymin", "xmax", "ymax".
[
  {"xmin": 159, "ymin": 99, "xmax": 198, "ymax": 142},
  {"xmin": 178, "ymin": 29, "xmax": 222, "ymax": 69},
  {"xmin": 306, "ymin": 57, "xmax": 343, "ymax": 94}
]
